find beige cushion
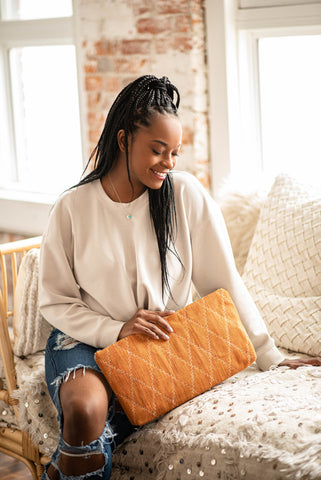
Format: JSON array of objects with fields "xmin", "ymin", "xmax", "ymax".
[
  {"xmin": 13, "ymin": 249, "xmax": 52, "ymax": 357},
  {"xmin": 219, "ymin": 189, "xmax": 264, "ymax": 275},
  {"xmin": 242, "ymin": 174, "xmax": 321, "ymax": 356}
]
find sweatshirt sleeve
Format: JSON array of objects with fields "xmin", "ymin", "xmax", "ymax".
[
  {"xmin": 186, "ymin": 177, "xmax": 284, "ymax": 371},
  {"xmin": 39, "ymin": 192, "xmax": 124, "ymax": 348}
]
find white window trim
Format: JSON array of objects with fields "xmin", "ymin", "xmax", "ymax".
[
  {"xmin": 237, "ymin": 3, "xmax": 321, "ymax": 28},
  {"xmin": 239, "ymin": 0, "xmax": 321, "ymax": 10},
  {"xmin": 0, "ymin": 2, "xmax": 87, "ymax": 235},
  {"xmin": 205, "ymin": 0, "xmax": 321, "ymax": 196},
  {"xmin": 0, "ymin": 17, "xmax": 74, "ymax": 45},
  {"xmin": 205, "ymin": 0, "xmax": 239, "ymax": 197}
]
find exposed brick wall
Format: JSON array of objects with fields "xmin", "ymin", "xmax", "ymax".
[{"xmin": 79, "ymin": 0, "xmax": 209, "ymax": 188}]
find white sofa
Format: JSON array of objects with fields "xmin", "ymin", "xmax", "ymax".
[{"xmin": 1, "ymin": 174, "xmax": 321, "ymax": 480}]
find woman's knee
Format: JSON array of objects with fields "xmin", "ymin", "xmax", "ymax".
[
  {"xmin": 64, "ymin": 393, "xmax": 107, "ymax": 428},
  {"xmin": 60, "ymin": 369, "xmax": 110, "ymax": 444}
]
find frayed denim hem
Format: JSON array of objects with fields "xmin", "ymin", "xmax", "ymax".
[
  {"xmin": 41, "ymin": 419, "xmax": 114, "ymax": 480},
  {"xmin": 41, "ymin": 465, "xmax": 106, "ymax": 480}
]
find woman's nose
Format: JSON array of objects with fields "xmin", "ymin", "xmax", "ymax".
[{"xmin": 162, "ymin": 154, "xmax": 175, "ymax": 169}]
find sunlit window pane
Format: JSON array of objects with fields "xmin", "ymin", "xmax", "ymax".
[
  {"xmin": 1, "ymin": 0, "xmax": 72, "ymax": 20},
  {"xmin": 9, "ymin": 45, "xmax": 82, "ymax": 195},
  {"xmin": 258, "ymin": 35, "xmax": 321, "ymax": 185}
]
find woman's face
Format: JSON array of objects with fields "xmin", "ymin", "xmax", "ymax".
[{"xmin": 119, "ymin": 113, "xmax": 182, "ymax": 195}]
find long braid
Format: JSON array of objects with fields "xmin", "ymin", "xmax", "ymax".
[{"xmin": 75, "ymin": 75, "xmax": 182, "ymax": 301}]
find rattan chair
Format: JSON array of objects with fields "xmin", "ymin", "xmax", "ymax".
[{"xmin": 0, "ymin": 236, "xmax": 50, "ymax": 479}]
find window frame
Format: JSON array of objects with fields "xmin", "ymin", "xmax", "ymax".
[
  {"xmin": 239, "ymin": 0, "xmax": 321, "ymax": 9},
  {"xmin": 0, "ymin": 3, "xmax": 87, "ymax": 235},
  {"xmin": 205, "ymin": 0, "xmax": 321, "ymax": 196}
]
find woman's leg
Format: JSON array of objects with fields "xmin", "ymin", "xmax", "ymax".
[
  {"xmin": 43, "ymin": 329, "xmax": 115, "ymax": 480},
  {"xmin": 60, "ymin": 369, "xmax": 112, "ymax": 477}
]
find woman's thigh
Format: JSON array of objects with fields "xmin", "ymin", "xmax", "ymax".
[
  {"xmin": 45, "ymin": 328, "xmax": 135, "ymax": 445},
  {"xmin": 45, "ymin": 328, "xmax": 104, "ymax": 415}
]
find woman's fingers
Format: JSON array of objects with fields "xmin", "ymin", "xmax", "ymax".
[
  {"xmin": 278, "ymin": 357, "xmax": 321, "ymax": 369},
  {"xmin": 135, "ymin": 310, "xmax": 174, "ymax": 340},
  {"xmin": 143, "ymin": 310, "xmax": 175, "ymax": 334},
  {"xmin": 136, "ymin": 318, "xmax": 168, "ymax": 340},
  {"xmin": 118, "ymin": 309, "xmax": 175, "ymax": 341}
]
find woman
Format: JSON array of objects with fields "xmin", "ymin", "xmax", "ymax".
[{"xmin": 39, "ymin": 75, "xmax": 320, "ymax": 480}]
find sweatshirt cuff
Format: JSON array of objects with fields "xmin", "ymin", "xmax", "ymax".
[
  {"xmin": 255, "ymin": 345, "xmax": 285, "ymax": 371},
  {"xmin": 97, "ymin": 320, "xmax": 124, "ymax": 349}
]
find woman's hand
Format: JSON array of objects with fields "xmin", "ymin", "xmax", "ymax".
[
  {"xmin": 278, "ymin": 357, "xmax": 321, "ymax": 369},
  {"xmin": 118, "ymin": 309, "xmax": 175, "ymax": 341}
]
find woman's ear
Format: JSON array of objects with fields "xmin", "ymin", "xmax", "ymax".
[{"xmin": 117, "ymin": 129, "xmax": 126, "ymax": 152}]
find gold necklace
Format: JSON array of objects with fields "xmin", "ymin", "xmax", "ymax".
[{"xmin": 108, "ymin": 176, "xmax": 133, "ymax": 220}]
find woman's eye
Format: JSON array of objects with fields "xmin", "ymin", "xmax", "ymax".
[
  {"xmin": 152, "ymin": 149, "xmax": 161, "ymax": 155},
  {"xmin": 173, "ymin": 152, "xmax": 180, "ymax": 157}
]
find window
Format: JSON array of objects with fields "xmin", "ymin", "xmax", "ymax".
[
  {"xmin": 0, "ymin": 0, "xmax": 84, "ymax": 234},
  {"xmin": 8, "ymin": 45, "xmax": 82, "ymax": 195},
  {"xmin": 258, "ymin": 34, "xmax": 321, "ymax": 184},
  {"xmin": 205, "ymin": 0, "xmax": 321, "ymax": 193},
  {"xmin": 1, "ymin": 0, "xmax": 73, "ymax": 20}
]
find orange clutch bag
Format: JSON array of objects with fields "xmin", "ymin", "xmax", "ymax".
[{"xmin": 95, "ymin": 289, "xmax": 256, "ymax": 426}]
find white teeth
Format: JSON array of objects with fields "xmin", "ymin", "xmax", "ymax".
[{"xmin": 152, "ymin": 169, "xmax": 167, "ymax": 178}]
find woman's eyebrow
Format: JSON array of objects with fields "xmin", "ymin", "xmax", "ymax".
[
  {"xmin": 152, "ymin": 140, "xmax": 181, "ymax": 147},
  {"xmin": 152, "ymin": 140, "xmax": 168, "ymax": 147}
]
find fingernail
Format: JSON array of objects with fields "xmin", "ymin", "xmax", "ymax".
[
  {"xmin": 168, "ymin": 326, "xmax": 174, "ymax": 333},
  {"xmin": 163, "ymin": 334, "xmax": 169, "ymax": 340}
]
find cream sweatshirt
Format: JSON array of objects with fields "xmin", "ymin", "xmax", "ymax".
[{"xmin": 39, "ymin": 171, "xmax": 284, "ymax": 371}]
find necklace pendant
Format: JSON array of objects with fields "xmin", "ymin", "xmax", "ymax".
[{"xmin": 127, "ymin": 214, "xmax": 132, "ymax": 220}]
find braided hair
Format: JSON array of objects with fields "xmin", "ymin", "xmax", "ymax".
[{"xmin": 77, "ymin": 75, "xmax": 182, "ymax": 301}]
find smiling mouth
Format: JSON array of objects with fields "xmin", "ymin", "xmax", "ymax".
[{"xmin": 151, "ymin": 169, "xmax": 168, "ymax": 179}]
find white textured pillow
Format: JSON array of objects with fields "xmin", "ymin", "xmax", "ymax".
[
  {"xmin": 242, "ymin": 174, "xmax": 321, "ymax": 355},
  {"xmin": 13, "ymin": 249, "xmax": 52, "ymax": 357}
]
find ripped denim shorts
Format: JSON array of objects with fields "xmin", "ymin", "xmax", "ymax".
[{"xmin": 43, "ymin": 328, "xmax": 136, "ymax": 480}]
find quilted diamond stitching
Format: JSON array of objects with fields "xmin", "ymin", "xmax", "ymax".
[
  {"xmin": 96, "ymin": 289, "xmax": 256, "ymax": 425},
  {"xmin": 175, "ymin": 303, "xmax": 253, "ymax": 364},
  {"xmin": 103, "ymin": 340, "xmax": 197, "ymax": 399}
]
